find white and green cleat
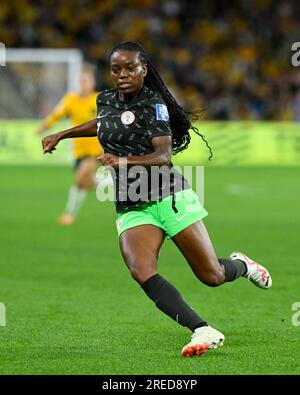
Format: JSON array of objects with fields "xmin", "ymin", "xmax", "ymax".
[
  {"xmin": 230, "ymin": 251, "xmax": 272, "ymax": 289},
  {"xmin": 181, "ymin": 326, "xmax": 225, "ymax": 358}
]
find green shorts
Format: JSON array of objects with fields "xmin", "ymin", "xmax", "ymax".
[{"xmin": 116, "ymin": 188, "xmax": 208, "ymax": 239}]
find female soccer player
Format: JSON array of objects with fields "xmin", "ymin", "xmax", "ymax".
[
  {"xmin": 36, "ymin": 63, "xmax": 106, "ymax": 225},
  {"xmin": 42, "ymin": 42, "xmax": 272, "ymax": 357}
]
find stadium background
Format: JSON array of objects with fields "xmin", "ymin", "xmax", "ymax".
[{"xmin": 0, "ymin": 0, "xmax": 300, "ymax": 374}]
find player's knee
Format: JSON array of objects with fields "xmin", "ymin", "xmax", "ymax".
[
  {"xmin": 129, "ymin": 265, "xmax": 155, "ymax": 285},
  {"xmin": 197, "ymin": 268, "xmax": 225, "ymax": 287},
  {"xmin": 75, "ymin": 176, "xmax": 94, "ymax": 189},
  {"xmin": 75, "ymin": 167, "xmax": 95, "ymax": 189}
]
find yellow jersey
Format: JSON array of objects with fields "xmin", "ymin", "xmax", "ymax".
[{"xmin": 44, "ymin": 91, "xmax": 103, "ymax": 159}]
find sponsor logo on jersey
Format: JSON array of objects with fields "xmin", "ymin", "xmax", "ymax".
[
  {"xmin": 121, "ymin": 111, "xmax": 135, "ymax": 125},
  {"xmin": 155, "ymin": 104, "xmax": 169, "ymax": 121}
]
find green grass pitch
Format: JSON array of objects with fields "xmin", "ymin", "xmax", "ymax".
[{"xmin": 0, "ymin": 165, "xmax": 299, "ymax": 374}]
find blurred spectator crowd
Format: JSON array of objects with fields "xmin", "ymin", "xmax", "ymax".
[{"xmin": 1, "ymin": 0, "xmax": 300, "ymax": 120}]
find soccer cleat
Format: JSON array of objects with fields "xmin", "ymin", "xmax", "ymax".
[
  {"xmin": 57, "ymin": 214, "xmax": 75, "ymax": 225},
  {"xmin": 181, "ymin": 326, "xmax": 225, "ymax": 358},
  {"xmin": 230, "ymin": 251, "xmax": 272, "ymax": 289}
]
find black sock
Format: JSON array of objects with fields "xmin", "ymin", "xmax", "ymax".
[
  {"xmin": 141, "ymin": 274, "xmax": 207, "ymax": 332},
  {"xmin": 218, "ymin": 258, "xmax": 247, "ymax": 282}
]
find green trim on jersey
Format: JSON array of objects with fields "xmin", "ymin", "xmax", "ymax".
[{"xmin": 115, "ymin": 188, "xmax": 208, "ymax": 239}]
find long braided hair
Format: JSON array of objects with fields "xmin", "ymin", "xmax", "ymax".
[{"xmin": 109, "ymin": 41, "xmax": 212, "ymax": 159}]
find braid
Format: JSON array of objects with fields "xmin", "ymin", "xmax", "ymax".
[{"xmin": 109, "ymin": 41, "xmax": 213, "ymax": 160}]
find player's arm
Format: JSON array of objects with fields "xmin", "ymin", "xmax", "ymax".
[
  {"xmin": 98, "ymin": 136, "xmax": 172, "ymax": 168},
  {"xmin": 35, "ymin": 94, "xmax": 71, "ymax": 135},
  {"xmin": 42, "ymin": 119, "xmax": 97, "ymax": 154}
]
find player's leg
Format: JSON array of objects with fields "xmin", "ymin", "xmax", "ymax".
[
  {"xmin": 169, "ymin": 221, "xmax": 244, "ymax": 356},
  {"xmin": 58, "ymin": 157, "xmax": 97, "ymax": 225},
  {"xmin": 75, "ymin": 157, "xmax": 97, "ymax": 189},
  {"xmin": 164, "ymin": 189, "xmax": 271, "ymax": 289},
  {"xmin": 171, "ymin": 220, "xmax": 272, "ymax": 356},
  {"xmin": 119, "ymin": 224, "xmax": 208, "ymax": 333},
  {"xmin": 172, "ymin": 220, "xmax": 247, "ymax": 286},
  {"xmin": 172, "ymin": 220, "xmax": 272, "ymax": 289}
]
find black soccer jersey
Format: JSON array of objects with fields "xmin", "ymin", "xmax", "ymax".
[{"xmin": 96, "ymin": 85, "xmax": 189, "ymax": 212}]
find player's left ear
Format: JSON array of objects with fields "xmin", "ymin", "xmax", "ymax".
[{"xmin": 142, "ymin": 64, "xmax": 147, "ymax": 77}]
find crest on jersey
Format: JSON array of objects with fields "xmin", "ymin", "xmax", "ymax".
[{"xmin": 121, "ymin": 111, "xmax": 135, "ymax": 125}]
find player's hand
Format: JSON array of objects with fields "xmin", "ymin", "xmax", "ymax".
[
  {"xmin": 42, "ymin": 134, "xmax": 60, "ymax": 154},
  {"xmin": 97, "ymin": 153, "xmax": 127, "ymax": 168}
]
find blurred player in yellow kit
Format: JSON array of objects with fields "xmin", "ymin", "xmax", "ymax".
[{"xmin": 36, "ymin": 63, "xmax": 104, "ymax": 225}]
